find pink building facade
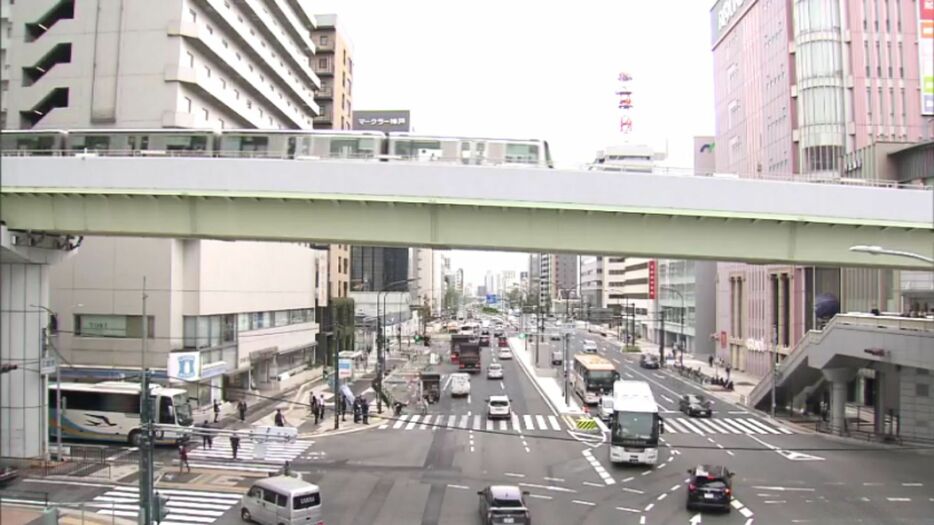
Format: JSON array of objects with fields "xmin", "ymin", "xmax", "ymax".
[{"xmin": 710, "ymin": 0, "xmax": 934, "ymax": 377}]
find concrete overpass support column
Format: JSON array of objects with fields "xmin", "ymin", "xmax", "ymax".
[
  {"xmin": 1, "ymin": 227, "xmax": 74, "ymax": 459},
  {"xmin": 823, "ymin": 368, "xmax": 857, "ymax": 434}
]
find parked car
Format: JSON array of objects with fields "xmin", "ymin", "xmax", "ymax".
[
  {"xmin": 679, "ymin": 394, "xmax": 713, "ymax": 417},
  {"xmin": 477, "ymin": 485, "xmax": 531, "ymax": 525},
  {"xmin": 487, "ymin": 363, "xmax": 504, "ymax": 380},
  {"xmin": 685, "ymin": 465, "xmax": 733, "ymax": 512}
]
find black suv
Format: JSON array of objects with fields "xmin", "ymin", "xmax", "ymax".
[
  {"xmin": 686, "ymin": 465, "xmax": 733, "ymax": 512},
  {"xmin": 679, "ymin": 394, "xmax": 712, "ymax": 417},
  {"xmin": 477, "ymin": 485, "xmax": 531, "ymax": 524}
]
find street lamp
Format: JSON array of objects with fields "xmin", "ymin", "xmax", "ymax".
[
  {"xmin": 376, "ymin": 278, "xmax": 417, "ymax": 414},
  {"xmin": 660, "ymin": 285, "xmax": 685, "ymax": 365},
  {"xmin": 31, "ymin": 304, "xmax": 63, "ymax": 461},
  {"xmin": 848, "ymin": 245, "xmax": 934, "ymax": 264}
]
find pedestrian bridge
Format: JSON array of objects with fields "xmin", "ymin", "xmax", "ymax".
[{"xmin": 1, "ymin": 155, "xmax": 932, "ymax": 268}]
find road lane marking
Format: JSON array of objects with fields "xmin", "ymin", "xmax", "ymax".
[
  {"xmin": 498, "ymin": 420, "xmax": 508, "ymax": 431},
  {"xmin": 670, "ymin": 484, "xmax": 681, "ymax": 492},
  {"xmin": 739, "ymin": 507, "xmax": 753, "ymax": 518},
  {"xmin": 694, "ymin": 419, "xmax": 720, "ymax": 434},
  {"xmin": 664, "ymin": 418, "xmax": 686, "ymax": 433},
  {"xmin": 678, "ymin": 419, "xmax": 705, "ymax": 436},
  {"xmin": 500, "ymin": 382, "xmax": 505, "ymax": 390},
  {"xmin": 405, "ymin": 415, "xmax": 421, "ymax": 430},
  {"xmin": 458, "ymin": 415, "xmax": 469, "ymax": 428},
  {"xmin": 486, "ymin": 420, "xmax": 494, "ymax": 431},
  {"xmin": 544, "ymin": 477, "xmax": 564, "ymax": 483},
  {"xmin": 518, "ymin": 482, "xmax": 577, "ymax": 493},
  {"xmin": 640, "ymin": 517, "xmax": 646, "ymax": 525},
  {"xmin": 719, "ymin": 418, "xmax": 751, "ymax": 434},
  {"xmin": 528, "ymin": 494, "xmax": 552, "ymax": 500},
  {"xmin": 752, "ymin": 486, "xmax": 815, "ymax": 492},
  {"xmin": 764, "ymin": 500, "xmax": 787, "ymax": 503},
  {"xmin": 473, "ymin": 415, "xmax": 481, "ymax": 430},
  {"xmin": 733, "ymin": 418, "xmax": 766, "ymax": 434},
  {"xmin": 644, "ymin": 503, "xmax": 654, "ymax": 512},
  {"xmin": 621, "ymin": 487, "xmax": 645, "ymax": 495},
  {"xmin": 706, "ymin": 419, "xmax": 738, "ymax": 434},
  {"xmin": 616, "ymin": 506, "xmax": 640, "ymax": 513},
  {"xmin": 656, "ymin": 493, "xmax": 667, "ymax": 501},
  {"xmin": 887, "ymin": 497, "xmax": 911, "ymax": 502},
  {"xmin": 621, "ymin": 476, "xmax": 635, "ymax": 483},
  {"xmin": 547, "ymin": 415, "xmax": 561, "ymax": 430},
  {"xmin": 572, "ymin": 500, "xmax": 596, "ymax": 506},
  {"xmin": 901, "ymin": 482, "xmax": 923, "ymax": 487},
  {"xmin": 745, "ymin": 418, "xmax": 782, "ymax": 434},
  {"xmin": 524, "ymin": 414, "xmax": 535, "ymax": 430},
  {"xmin": 504, "ymin": 472, "xmax": 525, "ymax": 478},
  {"xmin": 419, "ymin": 415, "xmax": 432, "ymax": 430},
  {"xmin": 660, "ymin": 394, "xmax": 675, "ymax": 404},
  {"xmin": 535, "ymin": 415, "xmax": 547, "ymax": 430},
  {"xmin": 447, "ymin": 484, "xmax": 469, "ymax": 490},
  {"xmin": 582, "ymin": 481, "xmax": 603, "ymax": 488},
  {"xmin": 393, "ymin": 415, "xmax": 409, "ymax": 430}
]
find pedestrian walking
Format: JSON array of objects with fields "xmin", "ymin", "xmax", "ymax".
[
  {"xmin": 726, "ymin": 365, "xmax": 732, "ymax": 380},
  {"xmin": 178, "ymin": 444, "xmax": 191, "ymax": 473},
  {"xmin": 229, "ymin": 433, "xmax": 240, "ymax": 459},
  {"xmin": 274, "ymin": 408, "xmax": 287, "ymax": 427},
  {"xmin": 237, "ymin": 400, "xmax": 247, "ymax": 422},
  {"xmin": 362, "ymin": 397, "xmax": 370, "ymax": 425},
  {"xmin": 200, "ymin": 420, "xmax": 213, "ymax": 449},
  {"xmin": 310, "ymin": 391, "xmax": 319, "ymax": 419},
  {"xmin": 339, "ymin": 395, "xmax": 347, "ymax": 422},
  {"xmin": 708, "ymin": 355, "xmax": 714, "ymax": 368},
  {"xmin": 213, "ymin": 399, "xmax": 221, "ymax": 423},
  {"xmin": 318, "ymin": 394, "xmax": 326, "ymax": 421},
  {"xmin": 353, "ymin": 396, "xmax": 362, "ymax": 424}
]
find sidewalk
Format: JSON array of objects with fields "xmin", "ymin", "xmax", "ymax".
[{"xmin": 508, "ymin": 336, "xmax": 583, "ymax": 415}]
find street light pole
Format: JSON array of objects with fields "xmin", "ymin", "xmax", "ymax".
[
  {"xmin": 848, "ymin": 245, "xmax": 934, "ymax": 264},
  {"xmin": 376, "ymin": 278, "xmax": 416, "ymax": 414}
]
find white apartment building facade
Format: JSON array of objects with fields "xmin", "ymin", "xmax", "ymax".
[
  {"xmin": 50, "ymin": 238, "xmax": 322, "ymax": 404},
  {"xmin": 3, "ymin": 0, "xmax": 320, "ymax": 130}
]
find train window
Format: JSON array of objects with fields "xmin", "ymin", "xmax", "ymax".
[
  {"xmin": 505, "ymin": 143, "xmax": 539, "ymax": 164},
  {"xmin": 330, "ymin": 138, "xmax": 376, "ymax": 159},
  {"xmin": 394, "ymin": 140, "xmax": 442, "ymax": 160}
]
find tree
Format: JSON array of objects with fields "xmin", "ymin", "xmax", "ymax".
[
  {"xmin": 444, "ymin": 288, "xmax": 463, "ymax": 313},
  {"xmin": 505, "ymin": 287, "xmax": 524, "ymax": 308}
]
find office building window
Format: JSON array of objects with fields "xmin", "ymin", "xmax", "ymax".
[
  {"xmin": 318, "ymin": 58, "xmax": 328, "ymax": 69},
  {"xmin": 895, "ymin": 0, "xmax": 901, "ymax": 31},
  {"xmin": 189, "ymin": 8, "xmax": 196, "ymax": 22},
  {"xmin": 220, "ymin": 78, "xmax": 226, "ymax": 89},
  {"xmin": 202, "ymin": 108, "xmax": 209, "ymax": 121},
  {"xmin": 203, "ymin": 65, "xmax": 211, "ymax": 78},
  {"xmin": 898, "ymin": 43, "xmax": 904, "ymax": 77},
  {"xmin": 206, "ymin": 24, "xmax": 213, "ymax": 35},
  {"xmin": 218, "ymin": 118, "xmax": 225, "ymax": 129},
  {"xmin": 319, "ymin": 34, "xmax": 328, "ymax": 45},
  {"xmin": 184, "ymin": 97, "xmax": 192, "ymax": 113},
  {"xmin": 887, "ymin": 42, "xmax": 892, "ymax": 77},
  {"xmin": 901, "ymin": 88, "xmax": 906, "ymax": 117},
  {"xmin": 187, "ymin": 51, "xmax": 194, "ymax": 68}
]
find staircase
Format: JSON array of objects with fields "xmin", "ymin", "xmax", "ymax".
[{"xmin": 24, "ymin": 0, "xmax": 74, "ymax": 42}]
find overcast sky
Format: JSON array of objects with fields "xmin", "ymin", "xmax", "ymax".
[{"xmin": 309, "ymin": 0, "xmax": 716, "ymax": 285}]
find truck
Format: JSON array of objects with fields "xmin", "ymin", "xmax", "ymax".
[
  {"xmin": 450, "ymin": 334, "xmax": 476, "ymax": 365},
  {"xmin": 457, "ymin": 343, "xmax": 482, "ymax": 373}
]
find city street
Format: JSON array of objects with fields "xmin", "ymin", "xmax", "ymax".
[{"xmin": 4, "ymin": 326, "xmax": 933, "ymax": 525}]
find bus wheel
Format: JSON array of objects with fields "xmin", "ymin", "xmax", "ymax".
[{"xmin": 128, "ymin": 430, "xmax": 141, "ymax": 447}]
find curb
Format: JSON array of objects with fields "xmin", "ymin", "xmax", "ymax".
[{"xmin": 508, "ymin": 339, "xmax": 568, "ymax": 424}]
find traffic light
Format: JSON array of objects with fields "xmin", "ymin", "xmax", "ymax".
[{"xmin": 154, "ymin": 492, "xmax": 170, "ymax": 523}]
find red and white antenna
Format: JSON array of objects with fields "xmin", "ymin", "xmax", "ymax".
[{"xmin": 617, "ymin": 72, "xmax": 634, "ymax": 134}]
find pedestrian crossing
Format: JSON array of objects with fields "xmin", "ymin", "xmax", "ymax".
[
  {"xmin": 663, "ymin": 417, "xmax": 793, "ymax": 436},
  {"xmin": 184, "ymin": 439, "xmax": 314, "ymax": 473},
  {"xmin": 91, "ymin": 486, "xmax": 241, "ymax": 525},
  {"xmin": 377, "ymin": 413, "xmax": 564, "ymax": 433}
]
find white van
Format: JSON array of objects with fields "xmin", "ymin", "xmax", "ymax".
[
  {"xmin": 450, "ymin": 373, "xmax": 471, "ymax": 397},
  {"xmin": 241, "ymin": 476, "xmax": 323, "ymax": 525},
  {"xmin": 582, "ymin": 340, "xmax": 598, "ymax": 353}
]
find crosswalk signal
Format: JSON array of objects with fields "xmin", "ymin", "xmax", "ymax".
[{"xmin": 154, "ymin": 492, "xmax": 170, "ymax": 523}]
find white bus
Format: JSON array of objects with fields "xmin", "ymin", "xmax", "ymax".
[
  {"xmin": 49, "ymin": 381, "xmax": 193, "ymax": 446},
  {"xmin": 570, "ymin": 354, "xmax": 619, "ymax": 405},
  {"xmin": 608, "ymin": 380, "xmax": 663, "ymax": 465}
]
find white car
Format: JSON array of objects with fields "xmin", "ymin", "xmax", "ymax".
[
  {"xmin": 487, "ymin": 363, "xmax": 504, "ymax": 379},
  {"xmin": 487, "ymin": 395, "xmax": 512, "ymax": 420},
  {"xmin": 582, "ymin": 340, "xmax": 598, "ymax": 353},
  {"xmin": 450, "ymin": 373, "xmax": 471, "ymax": 397},
  {"xmin": 498, "ymin": 347, "xmax": 513, "ymax": 360}
]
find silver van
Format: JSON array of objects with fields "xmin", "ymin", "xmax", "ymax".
[{"xmin": 241, "ymin": 476, "xmax": 323, "ymax": 525}]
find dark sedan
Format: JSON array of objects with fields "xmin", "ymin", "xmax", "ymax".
[
  {"xmin": 679, "ymin": 394, "xmax": 713, "ymax": 417},
  {"xmin": 686, "ymin": 465, "xmax": 734, "ymax": 512}
]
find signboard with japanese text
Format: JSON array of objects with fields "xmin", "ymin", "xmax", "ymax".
[{"xmin": 352, "ymin": 110, "xmax": 411, "ymax": 132}]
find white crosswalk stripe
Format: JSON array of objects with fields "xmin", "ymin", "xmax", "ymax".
[
  {"xmin": 664, "ymin": 417, "xmax": 796, "ymax": 437},
  {"xmin": 185, "ymin": 439, "xmax": 314, "ymax": 473},
  {"xmin": 92, "ymin": 486, "xmax": 240, "ymax": 525},
  {"xmin": 375, "ymin": 413, "xmax": 567, "ymax": 433}
]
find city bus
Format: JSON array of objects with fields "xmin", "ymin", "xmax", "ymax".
[
  {"xmin": 609, "ymin": 380, "xmax": 663, "ymax": 465},
  {"xmin": 49, "ymin": 381, "xmax": 193, "ymax": 446},
  {"xmin": 570, "ymin": 354, "xmax": 619, "ymax": 405}
]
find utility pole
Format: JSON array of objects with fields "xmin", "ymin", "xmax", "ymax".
[
  {"xmin": 376, "ymin": 292, "xmax": 384, "ymax": 414},
  {"xmin": 658, "ymin": 309, "xmax": 666, "ymax": 366},
  {"xmin": 139, "ymin": 277, "xmax": 153, "ymax": 525},
  {"xmin": 333, "ymin": 330, "xmax": 341, "ymax": 430},
  {"xmin": 563, "ymin": 332, "xmax": 569, "ymax": 405},
  {"xmin": 770, "ymin": 328, "xmax": 778, "ymax": 419}
]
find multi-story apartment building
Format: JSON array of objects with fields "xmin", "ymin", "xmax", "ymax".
[
  {"xmin": 1, "ymin": 0, "xmax": 329, "ymax": 402},
  {"xmin": 3, "ymin": 0, "xmax": 320, "ymax": 130},
  {"xmin": 529, "ymin": 253, "xmax": 577, "ymax": 313},
  {"xmin": 711, "ymin": 0, "xmax": 934, "ymax": 377},
  {"xmin": 310, "ymin": 13, "xmax": 352, "ymax": 130}
]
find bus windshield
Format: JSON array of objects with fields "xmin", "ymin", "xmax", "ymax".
[
  {"xmin": 611, "ymin": 411, "xmax": 658, "ymax": 444},
  {"xmin": 173, "ymin": 393, "xmax": 193, "ymax": 426},
  {"xmin": 586, "ymin": 370, "xmax": 616, "ymax": 392}
]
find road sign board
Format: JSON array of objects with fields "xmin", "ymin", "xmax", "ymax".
[
  {"xmin": 338, "ymin": 358, "xmax": 352, "ymax": 379},
  {"xmin": 40, "ymin": 357, "xmax": 57, "ymax": 375}
]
